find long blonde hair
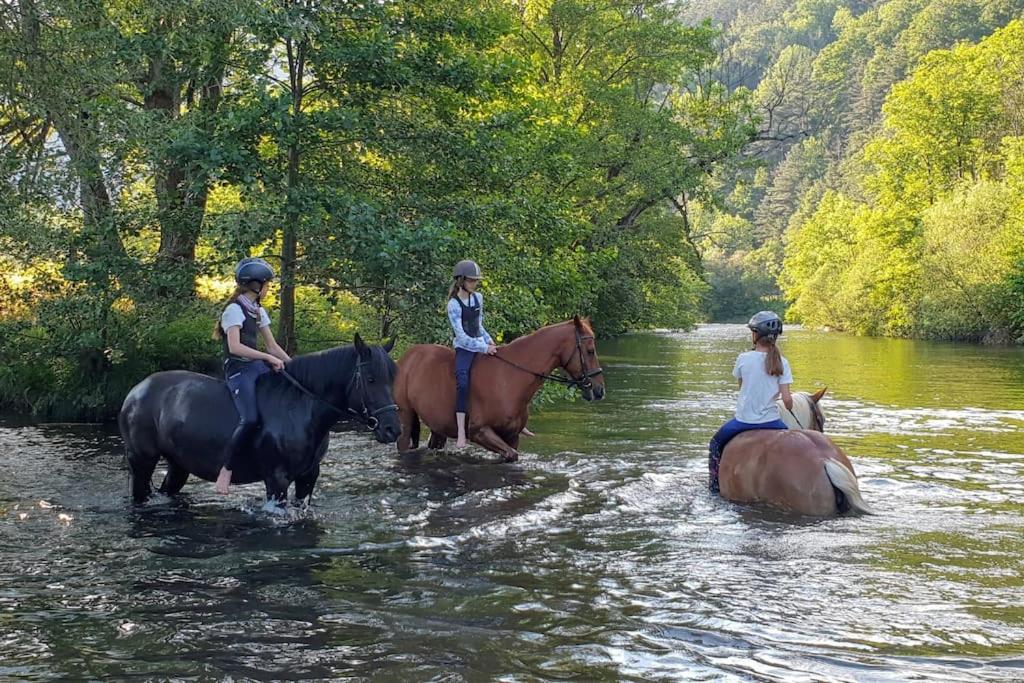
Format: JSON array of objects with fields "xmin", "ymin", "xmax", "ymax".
[
  {"xmin": 212, "ymin": 285, "xmax": 249, "ymax": 341},
  {"xmin": 757, "ymin": 333, "xmax": 784, "ymax": 377}
]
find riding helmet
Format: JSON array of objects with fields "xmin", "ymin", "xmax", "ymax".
[
  {"xmin": 747, "ymin": 310, "xmax": 783, "ymax": 338},
  {"xmin": 453, "ymin": 260, "xmax": 483, "ymax": 280},
  {"xmin": 235, "ymin": 257, "xmax": 275, "ymax": 285}
]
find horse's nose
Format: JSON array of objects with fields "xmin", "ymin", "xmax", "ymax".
[
  {"xmin": 377, "ymin": 423, "xmax": 400, "ymax": 444},
  {"xmin": 594, "ymin": 385, "xmax": 606, "ymax": 401}
]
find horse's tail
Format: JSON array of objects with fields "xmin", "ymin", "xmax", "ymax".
[{"xmin": 823, "ymin": 459, "xmax": 875, "ymax": 515}]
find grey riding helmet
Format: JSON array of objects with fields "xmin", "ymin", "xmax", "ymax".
[
  {"xmin": 747, "ymin": 310, "xmax": 783, "ymax": 338},
  {"xmin": 453, "ymin": 260, "xmax": 483, "ymax": 280},
  {"xmin": 235, "ymin": 257, "xmax": 275, "ymax": 285}
]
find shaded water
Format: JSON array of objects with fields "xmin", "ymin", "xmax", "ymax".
[{"xmin": 2, "ymin": 325, "xmax": 1024, "ymax": 681}]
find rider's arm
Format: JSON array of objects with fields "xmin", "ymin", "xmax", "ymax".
[
  {"xmin": 779, "ymin": 383, "xmax": 793, "ymax": 411},
  {"xmin": 259, "ymin": 325, "xmax": 291, "ymax": 362},
  {"xmin": 779, "ymin": 357, "xmax": 794, "ymax": 410},
  {"xmin": 478, "ymin": 294, "xmax": 495, "ymax": 346},
  {"xmin": 225, "ymin": 326, "xmax": 279, "ymax": 364}
]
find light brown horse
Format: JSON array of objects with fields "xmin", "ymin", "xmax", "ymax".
[
  {"xmin": 395, "ymin": 316, "xmax": 606, "ymax": 461},
  {"xmin": 718, "ymin": 389, "xmax": 874, "ymax": 516}
]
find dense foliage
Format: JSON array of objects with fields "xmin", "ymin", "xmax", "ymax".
[
  {"xmin": 0, "ymin": 0, "xmax": 754, "ymax": 418},
  {"xmin": 4, "ymin": 0, "xmax": 1022, "ymax": 420}
]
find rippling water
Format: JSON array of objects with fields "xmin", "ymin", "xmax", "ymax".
[{"xmin": 2, "ymin": 325, "xmax": 1023, "ymax": 681}]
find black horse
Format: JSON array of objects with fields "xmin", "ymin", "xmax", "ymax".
[{"xmin": 119, "ymin": 334, "xmax": 401, "ymax": 507}]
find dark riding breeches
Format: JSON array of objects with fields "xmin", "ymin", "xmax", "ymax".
[
  {"xmin": 223, "ymin": 360, "xmax": 271, "ymax": 471},
  {"xmin": 454, "ymin": 348, "xmax": 479, "ymax": 414}
]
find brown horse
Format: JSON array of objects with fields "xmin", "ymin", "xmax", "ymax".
[
  {"xmin": 718, "ymin": 389, "xmax": 874, "ymax": 516},
  {"xmin": 395, "ymin": 316, "xmax": 606, "ymax": 461}
]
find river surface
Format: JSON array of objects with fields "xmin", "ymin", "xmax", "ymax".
[{"xmin": 2, "ymin": 325, "xmax": 1024, "ymax": 681}]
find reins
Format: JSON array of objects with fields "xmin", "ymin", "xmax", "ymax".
[
  {"xmin": 784, "ymin": 393, "xmax": 825, "ymax": 432},
  {"xmin": 492, "ymin": 326, "xmax": 604, "ymax": 391},
  {"xmin": 280, "ymin": 354, "xmax": 397, "ymax": 430}
]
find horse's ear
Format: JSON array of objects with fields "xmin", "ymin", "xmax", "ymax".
[
  {"xmin": 573, "ymin": 314, "xmax": 581, "ymax": 327},
  {"xmin": 812, "ymin": 386, "xmax": 827, "ymax": 403},
  {"xmin": 353, "ymin": 332, "xmax": 367, "ymax": 354},
  {"xmin": 383, "ymin": 336, "xmax": 397, "ymax": 354}
]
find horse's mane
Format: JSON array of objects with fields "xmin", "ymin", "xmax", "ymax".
[
  {"xmin": 281, "ymin": 343, "xmax": 397, "ymax": 396},
  {"xmin": 285, "ymin": 345, "xmax": 355, "ymax": 388},
  {"xmin": 503, "ymin": 318, "xmax": 593, "ymax": 349},
  {"xmin": 782, "ymin": 392, "xmax": 826, "ymax": 431}
]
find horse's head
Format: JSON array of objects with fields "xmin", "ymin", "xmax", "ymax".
[
  {"xmin": 558, "ymin": 316, "xmax": 606, "ymax": 401},
  {"xmin": 779, "ymin": 387, "xmax": 827, "ymax": 431},
  {"xmin": 349, "ymin": 334, "xmax": 402, "ymax": 443}
]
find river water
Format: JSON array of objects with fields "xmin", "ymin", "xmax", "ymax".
[{"xmin": 2, "ymin": 325, "xmax": 1023, "ymax": 681}]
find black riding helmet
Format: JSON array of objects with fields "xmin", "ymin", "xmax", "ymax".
[
  {"xmin": 747, "ymin": 310, "xmax": 783, "ymax": 339},
  {"xmin": 235, "ymin": 257, "xmax": 275, "ymax": 292}
]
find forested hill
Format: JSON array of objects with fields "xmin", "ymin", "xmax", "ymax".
[{"xmin": 687, "ymin": 0, "xmax": 1024, "ymax": 344}]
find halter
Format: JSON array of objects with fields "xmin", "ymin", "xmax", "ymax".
[
  {"xmin": 493, "ymin": 325, "xmax": 604, "ymax": 391},
  {"xmin": 280, "ymin": 353, "xmax": 397, "ymax": 430}
]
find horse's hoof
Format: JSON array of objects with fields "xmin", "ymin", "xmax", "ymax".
[
  {"xmin": 262, "ymin": 500, "xmax": 288, "ymax": 516},
  {"xmin": 503, "ymin": 452, "xmax": 519, "ymax": 463}
]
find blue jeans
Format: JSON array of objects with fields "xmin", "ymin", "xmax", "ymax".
[
  {"xmin": 224, "ymin": 360, "xmax": 271, "ymax": 470},
  {"xmin": 708, "ymin": 418, "xmax": 788, "ymax": 493},
  {"xmin": 454, "ymin": 348, "xmax": 479, "ymax": 413}
]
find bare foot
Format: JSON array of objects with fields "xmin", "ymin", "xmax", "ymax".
[
  {"xmin": 215, "ymin": 467, "xmax": 232, "ymax": 494},
  {"xmin": 520, "ymin": 427, "xmax": 536, "ymax": 437}
]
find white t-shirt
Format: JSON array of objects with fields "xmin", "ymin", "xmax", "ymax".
[
  {"xmin": 221, "ymin": 302, "xmax": 271, "ymax": 334},
  {"xmin": 732, "ymin": 350, "xmax": 793, "ymax": 424}
]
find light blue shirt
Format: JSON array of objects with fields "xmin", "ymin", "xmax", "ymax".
[{"xmin": 447, "ymin": 293, "xmax": 494, "ymax": 353}]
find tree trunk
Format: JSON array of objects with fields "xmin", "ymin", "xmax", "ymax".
[
  {"xmin": 279, "ymin": 142, "xmax": 300, "ymax": 354},
  {"xmin": 277, "ymin": 34, "xmax": 307, "ymax": 355},
  {"xmin": 145, "ymin": 41, "xmax": 226, "ymax": 298}
]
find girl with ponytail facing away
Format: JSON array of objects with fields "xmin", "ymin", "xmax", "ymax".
[{"xmin": 708, "ymin": 311, "xmax": 793, "ymax": 494}]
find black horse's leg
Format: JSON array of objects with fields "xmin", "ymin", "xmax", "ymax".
[
  {"xmin": 263, "ymin": 466, "xmax": 290, "ymax": 510},
  {"xmin": 427, "ymin": 431, "xmax": 447, "ymax": 450},
  {"xmin": 157, "ymin": 460, "xmax": 190, "ymax": 496},
  {"xmin": 126, "ymin": 449, "xmax": 159, "ymax": 503},
  {"xmin": 294, "ymin": 464, "xmax": 320, "ymax": 507}
]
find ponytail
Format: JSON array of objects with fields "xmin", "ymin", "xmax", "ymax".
[
  {"xmin": 212, "ymin": 285, "xmax": 248, "ymax": 341},
  {"xmin": 758, "ymin": 334, "xmax": 784, "ymax": 377},
  {"xmin": 447, "ymin": 277, "xmax": 463, "ymax": 301}
]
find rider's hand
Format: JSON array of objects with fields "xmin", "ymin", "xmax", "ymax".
[
  {"xmin": 267, "ymin": 356, "xmax": 285, "ymax": 372},
  {"xmin": 486, "ymin": 344, "xmax": 498, "ymax": 356}
]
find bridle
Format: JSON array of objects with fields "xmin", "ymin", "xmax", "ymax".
[
  {"xmin": 344, "ymin": 356, "xmax": 399, "ymax": 429},
  {"xmin": 280, "ymin": 353, "xmax": 398, "ymax": 430},
  {"xmin": 493, "ymin": 325, "xmax": 604, "ymax": 391},
  {"xmin": 785, "ymin": 393, "xmax": 825, "ymax": 432}
]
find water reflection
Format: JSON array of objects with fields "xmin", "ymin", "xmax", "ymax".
[{"xmin": 2, "ymin": 326, "xmax": 1024, "ymax": 679}]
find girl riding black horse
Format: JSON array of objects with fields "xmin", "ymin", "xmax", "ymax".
[
  {"xmin": 213, "ymin": 258, "xmax": 292, "ymax": 494},
  {"xmin": 119, "ymin": 259, "xmax": 401, "ymax": 507}
]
